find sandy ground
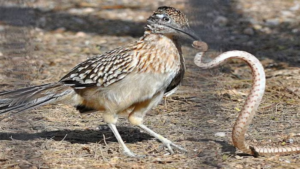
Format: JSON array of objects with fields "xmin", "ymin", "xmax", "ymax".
[{"xmin": 0, "ymin": 0, "xmax": 300, "ymax": 168}]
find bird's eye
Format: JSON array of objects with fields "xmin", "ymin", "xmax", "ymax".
[{"xmin": 162, "ymin": 17, "xmax": 170, "ymax": 22}]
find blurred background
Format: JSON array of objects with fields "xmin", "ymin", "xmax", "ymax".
[{"xmin": 0, "ymin": 0, "xmax": 300, "ymax": 168}]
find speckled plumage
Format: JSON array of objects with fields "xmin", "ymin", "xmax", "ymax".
[
  {"xmin": 0, "ymin": 6, "xmax": 195, "ymax": 157},
  {"xmin": 153, "ymin": 6, "xmax": 189, "ymax": 27}
]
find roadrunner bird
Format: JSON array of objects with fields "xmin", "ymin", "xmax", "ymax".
[{"xmin": 0, "ymin": 6, "xmax": 199, "ymax": 157}]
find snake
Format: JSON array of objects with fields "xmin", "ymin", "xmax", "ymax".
[{"xmin": 192, "ymin": 41, "xmax": 300, "ymax": 156}]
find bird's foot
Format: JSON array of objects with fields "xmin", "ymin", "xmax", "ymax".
[
  {"xmin": 137, "ymin": 124, "xmax": 187, "ymax": 154},
  {"xmin": 123, "ymin": 148, "xmax": 146, "ymax": 158},
  {"xmin": 160, "ymin": 138, "xmax": 187, "ymax": 154}
]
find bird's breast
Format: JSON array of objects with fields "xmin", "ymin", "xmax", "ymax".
[{"xmin": 135, "ymin": 34, "xmax": 181, "ymax": 74}]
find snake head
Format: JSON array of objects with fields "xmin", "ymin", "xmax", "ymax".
[{"xmin": 192, "ymin": 41, "xmax": 208, "ymax": 52}]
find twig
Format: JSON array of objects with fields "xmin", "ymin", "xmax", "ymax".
[
  {"xmin": 98, "ymin": 143, "xmax": 108, "ymax": 162},
  {"xmin": 103, "ymin": 134, "xmax": 108, "ymax": 146},
  {"xmin": 60, "ymin": 134, "xmax": 68, "ymax": 142}
]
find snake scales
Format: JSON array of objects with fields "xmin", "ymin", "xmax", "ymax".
[{"xmin": 192, "ymin": 41, "xmax": 300, "ymax": 156}]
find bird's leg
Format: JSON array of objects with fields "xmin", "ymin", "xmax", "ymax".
[
  {"xmin": 164, "ymin": 96, "xmax": 168, "ymax": 109},
  {"xmin": 107, "ymin": 123, "xmax": 137, "ymax": 157},
  {"xmin": 128, "ymin": 92, "xmax": 187, "ymax": 154},
  {"xmin": 104, "ymin": 113, "xmax": 137, "ymax": 157}
]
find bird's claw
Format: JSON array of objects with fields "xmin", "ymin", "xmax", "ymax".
[
  {"xmin": 123, "ymin": 149, "xmax": 146, "ymax": 158},
  {"xmin": 160, "ymin": 139, "xmax": 187, "ymax": 154}
]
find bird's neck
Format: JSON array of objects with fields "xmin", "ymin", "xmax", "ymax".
[
  {"xmin": 141, "ymin": 31, "xmax": 182, "ymax": 55},
  {"xmin": 133, "ymin": 31, "xmax": 183, "ymax": 73}
]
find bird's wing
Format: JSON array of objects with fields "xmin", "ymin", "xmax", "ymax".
[{"xmin": 60, "ymin": 47, "xmax": 137, "ymax": 89}]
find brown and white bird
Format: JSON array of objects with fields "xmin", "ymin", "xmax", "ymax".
[{"xmin": 0, "ymin": 6, "xmax": 199, "ymax": 157}]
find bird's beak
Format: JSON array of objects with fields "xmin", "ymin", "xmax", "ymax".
[{"xmin": 173, "ymin": 26, "xmax": 200, "ymax": 41}]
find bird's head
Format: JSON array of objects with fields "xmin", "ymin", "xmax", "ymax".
[{"xmin": 146, "ymin": 6, "xmax": 199, "ymax": 40}]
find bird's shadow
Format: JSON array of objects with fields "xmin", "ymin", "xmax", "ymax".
[
  {"xmin": 191, "ymin": 138, "xmax": 236, "ymax": 155},
  {"xmin": 0, "ymin": 125, "xmax": 153, "ymax": 144},
  {"xmin": 195, "ymin": 138, "xmax": 254, "ymax": 157}
]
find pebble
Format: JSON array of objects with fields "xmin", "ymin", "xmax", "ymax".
[
  {"xmin": 284, "ymin": 18, "xmax": 297, "ymax": 23},
  {"xmin": 252, "ymin": 24, "xmax": 262, "ymax": 30},
  {"xmin": 281, "ymin": 11, "xmax": 294, "ymax": 18},
  {"xmin": 246, "ymin": 41, "xmax": 254, "ymax": 46},
  {"xmin": 54, "ymin": 27, "xmax": 66, "ymax": 33},
  {"xmin": 243, "ymin": 27, "xmax": 254, "ymax": 35},
  {"xmin": 235, "ymin": 155, "xmax": 243, "ymax": 160},
  {"xmin": 68, "ymin": 8, "xmax": 95, "ymax": 14},
  {"xmin": 261, "ymin": 27, "xmax": 272, "ymax": 34},
  {"xmin": 73, "ymin": 18, "xmax": 85, "ymax": 24},
  {"xmin": 84, "ymin": 40, "xmax": 90, "ymax": 45},
  {"xmin": 76, "ymin": 31, "xmax": 86, "ymax": 37},
  {"xmin": 54, "ymin": 34, "xmax": 64, "ymax": 38},
  {"xmin": 214, "ymin": 16, "xmax": 228, "ymax": 26},
  {"xmin": 235, "ymin": 164, "xmax": 244, "ymax": 169},
  {"xmin": 248, "ymin": 18, "xmax": 259, "ymax": 25},
  {"xmin": 292, "ymin": 29, "xmax": 299, "ymax": 33},
  {"xmin": 0, "ymin": 26, "xmax": 4, "ymax": 32},
  {"xmin": 265, "ymin": 19, "xmax": 280, "ymax": 26},
  {"xmin": 290, "ymin": 3, "xmax": 300, "ymax": 11},
  {"xmin": 38, "ymin": 17, "xmax": 47, "ymax": 27},
  {"xmin": 83, "ymin": 8, "xmax": 95, "ymax": 13},
  {"xmin": 207, "ymin": 119, "xmax": 217, "ymax": 124},
  {"xmin": 214, "ymin": 132, "xmax": 226, "ymax": 137}
]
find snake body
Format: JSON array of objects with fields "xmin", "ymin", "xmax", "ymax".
[{"xmin": 193, "ymin": 41, "xmax": 300, "ymax": 156}]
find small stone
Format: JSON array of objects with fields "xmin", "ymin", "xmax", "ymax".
[
  {"xmin": 288, "ymin": 138, "xmax": 294, "ymax": 144},
  {"xmin": 76, "ymin": 31, "xmax": 86, "ymax": 37},
  {"xmin": 281, "ymin": 11, "xmax": 294, "ymax": 18},
  {"xmin": 246, "ymin": 41, "xmax": 254, "ymax": 46},
  {"xmin": 38, "ymin": 17, "xmax": 47, "ymax": 27},
  {"xmin": 54, "ymin": 27, "xmax": 66, "ymax": 33},
  {"xmin": 292, "ymin": 29, "xmax": 299, "ymax": 33},
  {"xmin": 207, "ymin": 119, "xmax": 217, "ymax": 124},
  {"xmin": 253, "ymin": 24, "xmax": 262, "ymax": 30},
  {"xmin": 68, "ymin": 8, "xmax": 95, "ymax": 14},
  {"xmin": 235, "ymin": 155, "xmax": 243, "ymax": 160},
  {"xmin": 214, "ymin": 132, "xmax": 226, "ymax": 137},
  {"xmin": 84, "ymin": 40, "xmax": 90, "ymax": 45},
  {"xmin": 54, "ymin": 34, "xmax": 64, "ymax": 38},
  {"xmin": 243, "ymin": 27, "xmax": 254, "ymax": 35},
  {"xmin": 290, "ymin": 3, "xmax": 300, "ymax": 11},
  {"xmin": 284, "ymin": 18, "xmax": 297, "ymax": 24},
  {"xmin": 0, "ymin": 26, "xmax": 4, "ymax": 31},
  {"xmin": 248, "ymin": 18, "xmax": 259, "ymax": 25},
  {"xmin": 214, "ymin": 16, "xmax": 228, "ymax": 26},
  {"xmin": 29, "ymin": 166, "xmax": 38, "ymax": 169},
  {"xmin": 265, "ymin": 19, "xmax": 280, "ymax": 26},
  {"xmin": 261, "ymin": 27, "xmax": 272, "ymax": 34},
  {"xmin": 235, "ymin": 164, "xmax": 243, "ymax": 169},
  {"xmin": 82, "ymin": 7, "xmax": 95, "ymax": 13}
]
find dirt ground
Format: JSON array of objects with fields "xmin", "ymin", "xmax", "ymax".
[{"xmin": 0, "ymin": 0, "xmax": 300, "ymax": 168}]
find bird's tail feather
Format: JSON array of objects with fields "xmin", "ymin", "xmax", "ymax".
[{"xmin": 0, "ymin": 82, "xmax": 73, "ymax": 115}]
